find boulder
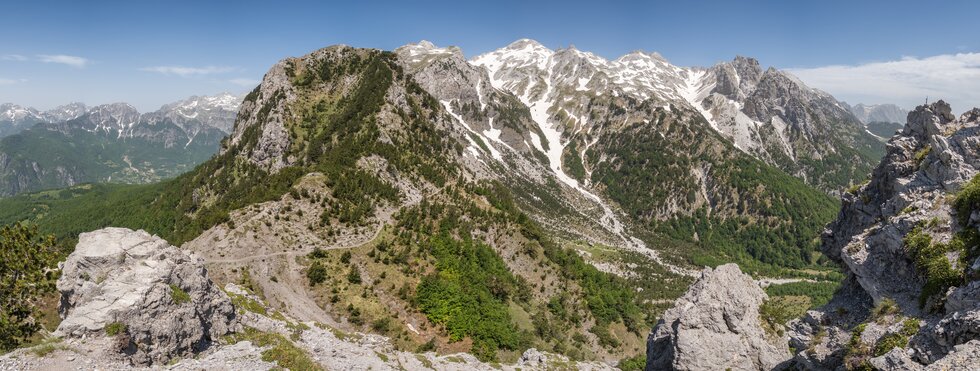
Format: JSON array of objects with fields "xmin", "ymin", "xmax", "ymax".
[
  {"xmin": 55, "ymin": 227, "xmax": 236, "ymax": 365},
  {"xmin": 646, "ymin": 264, "xmax": 790, "ymax": 370}
]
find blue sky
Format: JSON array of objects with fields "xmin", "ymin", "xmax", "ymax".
[{"xmin": 2, "ymin": 0, "xmax": 978, "ymax": 111}]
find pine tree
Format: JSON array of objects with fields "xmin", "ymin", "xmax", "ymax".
[{"xmin": 0, "ymin": 223, "xmax": 59, "ymax": 350}]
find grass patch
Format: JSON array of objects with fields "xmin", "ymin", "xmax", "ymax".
[
  {"xmin": 104, "ymin": 322, "xmax": 127, "ymax": 336},
  {"xmin": 903, "ymin": 227, "xmax": 968, "ymax": 310},
  {"xmin": 914, "ymin": 145, "xmax": 931, "ymax": 166},
  {"xmin": 765, "ymin": 280, "xmax": 840, "ymax": 308},
  {"xmin": 225, "ymin": 327, "xmax": 322, "ymax": 371},
  {"xmin": 226, "ymin": 290, "xmax": 267, "ymax": 316},
  {"xmin": 415, "ymin": 354, "xmax": 434, "ymax": 368},
  {"xmin": 27, "ymin": 338, "xmax": 67, "ymax": 358},
  {"xmin": 170, "ymin": 284, "xmax": 191, "ymax": 304}
]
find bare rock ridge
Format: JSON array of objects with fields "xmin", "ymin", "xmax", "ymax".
[
  {"xmin": 787, "ymin": 101, "xmax": 980, "ymax": 369},
  {"xmin": 55, "ymin": 227, "xmax": 237, "ymax": 365},
  {"xmin": 646, "ymin": 264, "xmax": 790, "ymax": 370}
]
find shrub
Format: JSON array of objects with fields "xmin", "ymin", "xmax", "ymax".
[
  {"xmin": 955, "ymin": 173, "xmax": 980, "ymax": 225},
  {"xmin": 346, "ymin": 267, "xmax": 361, "ymax": 284},
  {"xmin": 759, "ymin": 296, "xmax": 809, "ymax": 338},
  {"xmin": 308, "ymin": 247, "xmax": 328, "ymax": 259},
  {"xmin": 872, "ymin": 298, "xmax": 899, "ymax": 320},
  {"xmin": 307, "ymin": 261, "xmax": 327, "ymax": 286},
  {"xmin": 618, "ymin": 354, "xmax": 646, "ymax": 371}
]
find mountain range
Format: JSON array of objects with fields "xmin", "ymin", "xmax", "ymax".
[
  {"xmin": 0, "ymin": 93, "xmax": 243, "ymax": 196},
  {"xmin": 846, "ymin": 102, "xmax": 909, "ymax": 124},
  {"xmin": 2, "ymin": 39, "xmax": 969, "ymax": 370}
]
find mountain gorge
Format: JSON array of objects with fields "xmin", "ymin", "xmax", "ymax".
[
  {"xmin": 0, "ymin": 93, "xmax": 243, "ymax": 196},
  {"xmin": 0, "ymin": 39, "xmax": 925, "ymax": 369}
]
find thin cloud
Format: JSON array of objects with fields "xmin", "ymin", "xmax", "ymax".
[
  {"xmin": 787, "ymin": 53, "xmax": 980, "ymax": 111},
  {"xmin": 37, "ymin": 54, "xmax": 89, "ymax": 68},
  {"xmin": 228, "ymin": 78, "xmax": 260, "ymax": 87},
  {"xmin": 1, "ymin": 54, "xmax": 28, "ymax": 61},
  {"xmin": 0, "ymin": 78, "xmax": 25, "ymax": 85},
  {"xmin": 140, "ymin": 65, "xmax": 238, "ymax": 77}
]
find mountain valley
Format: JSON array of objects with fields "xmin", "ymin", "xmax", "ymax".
[{"xmin": 1, "ymin": 38, "xmax": 976, "ymax": 371}]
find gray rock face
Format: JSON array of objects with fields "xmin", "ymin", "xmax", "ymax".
[
  {"xmin": 822, "ymin": 101, "xmax": 980, "ymax": 311},
  {"xmin": 646, "ymin": 264, "xmax": 790, "ymax": 371},
  {"xmin": 872, "ymin": 340, "xmax": 980, "ymax": 370},
  {"xmin": 691, "ymin": 57, "xmax": 883, "ymax": 192},
  {"xmin": 789, "ymin": 101, "xmax": 980, "ymax": 369},
  {"xmin": 55, "ymin": 228, "xmax": 236, "ymax": 365}
]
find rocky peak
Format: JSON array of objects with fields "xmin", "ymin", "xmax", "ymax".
[
  {"xmin": 394, "ymin": 40, "xmax": 464, "ymax": 68},
  {"xmin": 904, "ymin": 100, "xmax": 956, "ymax": 141},
  {"xmin": 43, "ymin": 102, "xmax": 88, "ymax": 122},
  {"xmin": 705, "ymin": 56, "xmax": 763, "ymax": 102},
  {"xmin": 0, "ymin": 103, "xmax": 42, "ymax": 122},
  {"xmin": 152, "ymin": 92, "xmax": 243, "ymax": 134},
  {"xmin": 72, "ymin": 102, "xmax": 141, "ymax": 135}
]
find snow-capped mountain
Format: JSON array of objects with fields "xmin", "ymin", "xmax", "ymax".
[
  {"xmin": 43, "ymin": 102, "xmax": 88, "ymax": 122},
  {"xmin": 0, "ymin": 93, "xmax": 245, "ymax": 196},
  {"xmin": 1, "ymin": 102, "xmax": 90, "ymax": 138},
  {"xmin": 845, "ymin": 102, "xmax": 908, "ymax": 124},
  {"xmin": 40, "ymin": 92, "xmax": 244, "ymax": 147},
  {"xmin": 0, "ymin": 104, "xmax": 46, "ymax": 137},
  {"xmin": 157, "ymin": 92, "xmax": 242, "ymax": 133},
  {"xmin": 4, "ymin": 93, "xmax": 243, "ymax": 141},
  {"xmin": 66, "ymin": 102, "xmax": 142, "ymax": 136},
  {"xmin": 386, "ymin": 40, "xmax": 862, "ymax": 260},
  {"xmin": 468, "ymin": 39, "xmax": 882, "ymax": 192}
]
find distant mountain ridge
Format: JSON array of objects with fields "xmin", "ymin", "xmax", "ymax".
[
  {"xmin": 845, "ymin": 102, "xmax": 909, "ymax": 124},
  {"xmin": 0, "ymin": 93, "xmax": 244, "ymax": 196}
]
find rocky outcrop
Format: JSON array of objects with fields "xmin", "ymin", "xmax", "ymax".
[
  {"xmin": 872, "ymin": 340, "xmax": 980, "ymax": 370},
  {"xmin": 646, "ymin": 264, "xmax": 790, "ymax": 370},
  {"xmin": 789, "ymin": 101, "xmax": 980, "ymax": 369},
  {"xmin": 55, "ymin": 228, "xmax": 236, "ymax": 365},
  {"xmin": 821, "ymin": 101, "xmax": 978, "ymax": 311}
]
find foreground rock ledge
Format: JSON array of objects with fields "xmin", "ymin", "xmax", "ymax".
[
  {"xmin": 646, "ymin": 263, "xmax": 790, "ymax": 371},
  {"xmin": 55, "ymin": 227, "xmax": 237, "ymax": 365}
]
